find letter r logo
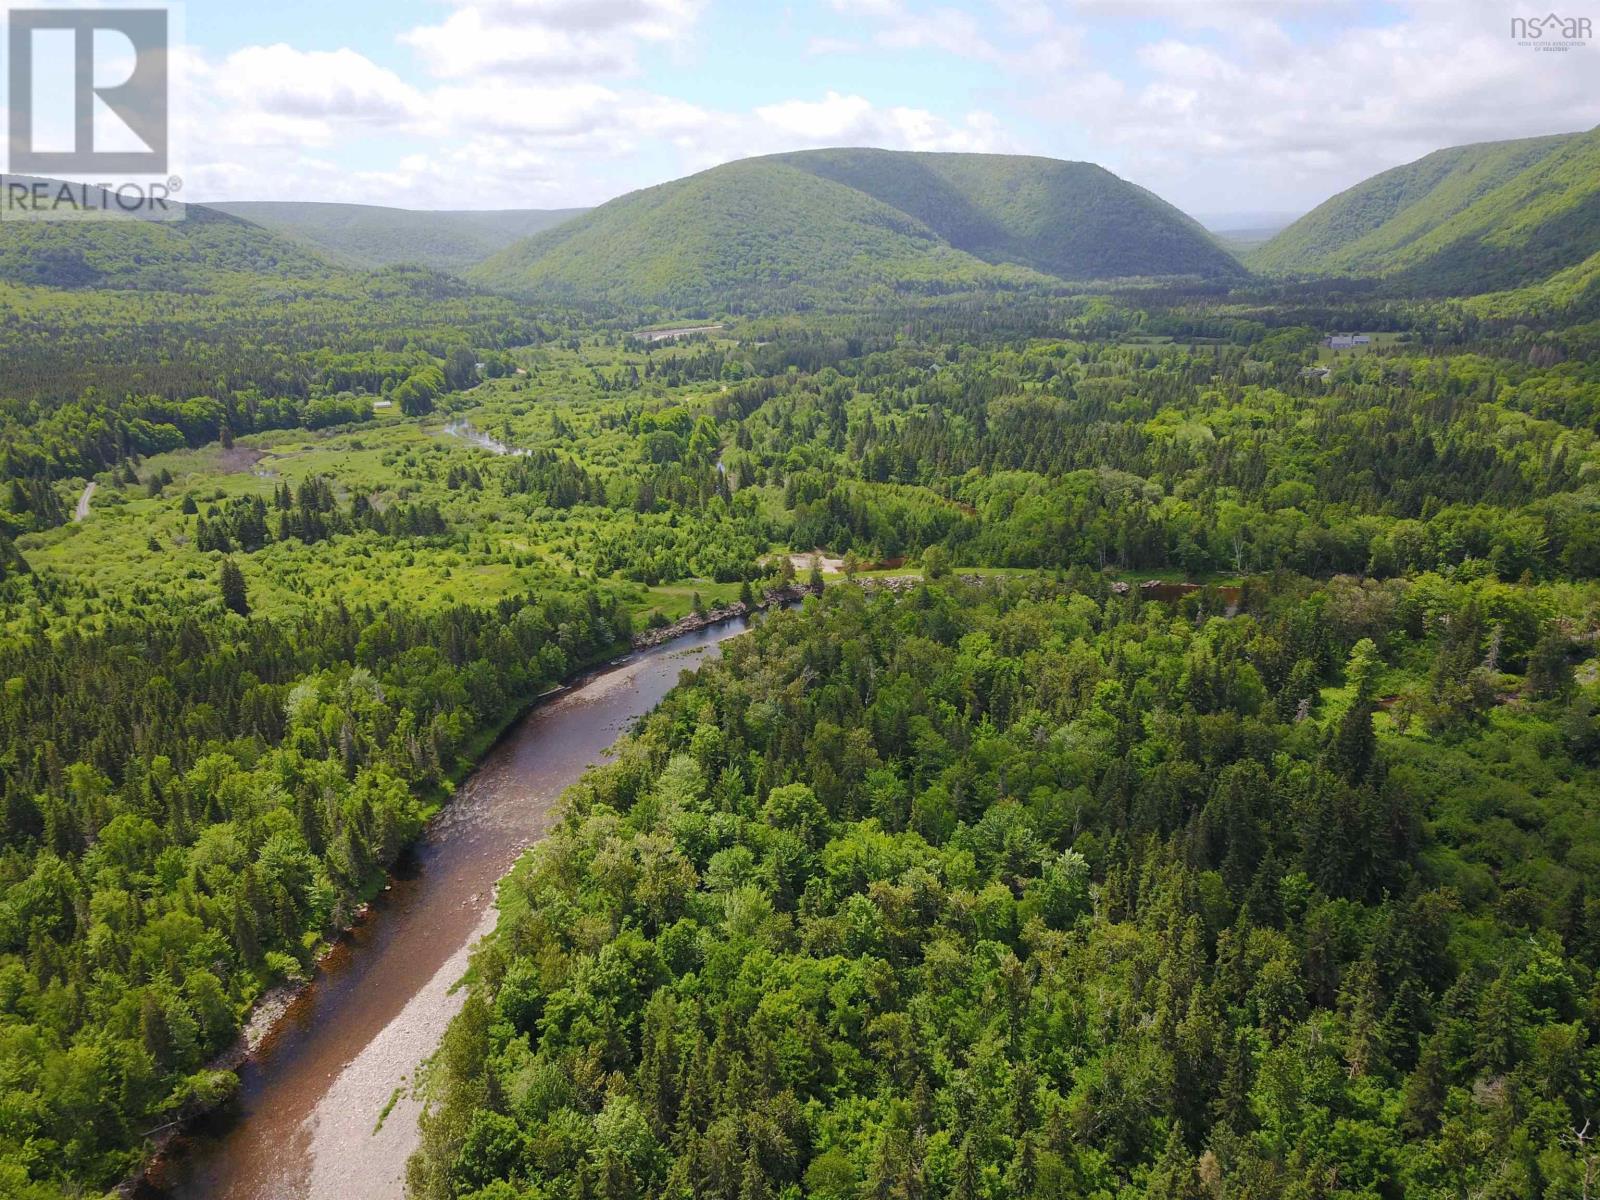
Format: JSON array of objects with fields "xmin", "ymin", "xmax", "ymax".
[{"xmin": 8, "ymin": 7, "xmax": 168, "ymax": 174}]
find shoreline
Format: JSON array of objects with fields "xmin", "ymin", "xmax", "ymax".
[
  {"xmin": 115, "ymin": 569, "xmax": 1224, "ymax": 1194},
  {"xmin": 630, "ymin": 580, "xmax": 820, "ymax": 649},
  {"xmin": 119, "ymin": 584, "xmax": 816, "ymax": 1197},
  {"xmin": 121, "ymin": 905, "xmax": 374, "ymax": 1195}
]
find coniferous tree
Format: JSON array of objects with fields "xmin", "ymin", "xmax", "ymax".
[{"xmin": 219, "ymin": 557, "xmax": 250, "ymax": 616}]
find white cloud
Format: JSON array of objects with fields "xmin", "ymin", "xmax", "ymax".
[
  {"xmin": 979, "ymin": 0, "xmax": 1600, "ymax": 210},
  {"xmin": 876, "ymin": 6, "xmax": 1004, "ymax": 60},
  {"xmin": 807, "ymin": 0, "xmax": 1598, "ymax": 211},
  {"xmin": 199, "ymin": 45, "xmax": 427, "ymax": 145},
  {"xmin": 180, "ymin": 33, "xmax": 1009, "ymax": 208},
  {"xmin": 400, "ymin": 0, "xmax": 706, "ymax": 78},
  {"xmin": 825, "ymin": 0, "xmax": 1084, "ymax": 70},
  {"xmin": 753, "ymin": 91, "xmax": 1009, "ymax": 152},
  {"xmin": 826, "ymin": 0, "xmax": 904, "ymax": 17},
  {"xmin": 429, "ymin": 81, "xmax": 625, "ymax": 138},
  {"xmin": 470, "ymin": 0, "xmax": 702, "ymax": 35},
  {"xmin": 806, "ymin": 36, "xmax": 866, "ymax": 55},
  {"xmin": 176, "ymin": 0, "xmax": 1600, "ymax": 215}
]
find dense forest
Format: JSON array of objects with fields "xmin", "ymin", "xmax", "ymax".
[
  {"xmin": 0, "ymin": 584, "xmax": 629, "ymax": 1195},
  {"xmin": 0, "ymin": 290, "xmax": 1597, "ymax": 1198},
  {"xmin": 1, "ymin": 130, "xmax": 1599, "ymax": 1200},
  {"xmin": 410, "ymin": 576, "xmax": 1600, "ymax": 1200},
  {"xmin": 713, "ymin": 332, "xmax": 1600, "ymax": 581}
]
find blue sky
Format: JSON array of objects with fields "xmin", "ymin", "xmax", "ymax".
[{"xmin": 153, "ymin": 0, "xmax": 1600, "ymax": 217}]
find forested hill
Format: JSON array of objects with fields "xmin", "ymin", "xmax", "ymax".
[
  {"xmin": 0, "ymin": 180, "xmax": 562, "ymax": 424},
  {"xmin": 209, "ymin": 201, "xmax": 589, "ymax": 275},
  {"xmin": 0, "ymin": 181, "xmax": 338, "ymax": 291},
  {"xmin": 467, "ymin": 150, "xmax": 1243, "ymax": 310},
  {"xmin": 409, "ymin": 576, "xmax": 1600, "ymax": 1200},
  {"xmin": 772, "ymin": 148, "xmax": 1241, "ymax": 282},
  {"xmin": 1250, "ymin": 126, "xmax": 1600, "ymax": 295}
]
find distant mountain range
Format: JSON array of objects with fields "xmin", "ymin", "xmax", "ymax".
[
  {"xmin": 208, "ymin": 201, "xmax": 587, "ymax": 274},
  {"xmin": 467, "ymin": 148, "xmax": 1245, "ymax": 308},
  {"xmin": 5, "ymin": 130, "xmax": 1600, "ymax": 311},
  {"xmin": 1250, "ymin": 126, "xmax": 1600, "ymax": 296},
  {"xmin": 0, "ymin": 181, "xmax": 332, "ymax": 290},
  {"xmin": 1195, "ymin": 212, "xmax": 1301, "ymax": 256},
  {"xmin": 0, "ymin": 182, "xmax": 581, "ymax": 291}
]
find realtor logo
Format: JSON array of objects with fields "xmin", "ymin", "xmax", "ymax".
[{"xmin": 8, "ymin": 5, "xmax": 168, "ymax": 173}]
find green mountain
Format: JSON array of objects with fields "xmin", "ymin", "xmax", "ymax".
[
  {"xmin": 209, "ymin": 201, "xmax": 587, "ymax": 274},
  {"xmin": 1249, "ymin": 127, "xmax": 1600, "ymax": 293},
  {"xmin": 469, "ymin": 149, "xmax": 1241, "ymax": 309},
  {"xmin": 771, "ymin": 148, "xmax": 1241, "ymax": 281},
  {"xmin": 0, "ymin": 180, "xmax": 335, "ymax": 290},
  {"xmin": 1466, "ymin": 246, "xmax": 1600, "ymax": 320}
]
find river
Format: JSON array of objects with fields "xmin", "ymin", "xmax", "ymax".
[{"xmin": 138, "ymin": 616, "xmax": 761, "ymax": 1200}]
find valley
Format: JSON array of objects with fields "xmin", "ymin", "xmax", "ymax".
[{"xmin": 0, "ymin": 127, "xmax": 1598, "ymax": 1200}]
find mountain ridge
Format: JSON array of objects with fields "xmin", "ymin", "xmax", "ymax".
[
  {"xmin": 468, "ymin": 148, "xmax": 1243, "ymax": 309},
  {"xmin": 0, "ymin": 179, "xmax": 338, "ymax": 290},
  {"xmin": 1249, "ymin": 127, "xmax": 1600, "ymax": 294},
  {"xmin": 209, "ymin": 200, "xmax": 588, "ymax": 274}
]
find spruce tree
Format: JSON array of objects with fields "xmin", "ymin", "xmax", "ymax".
[{"xmin": 220, "ymin": 557, "xmax": 250, "ymax": 616}]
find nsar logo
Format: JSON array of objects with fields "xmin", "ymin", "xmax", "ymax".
[{"xmin": 1511, "ymin": 12, "xmax": 1592, "ymax": 50}]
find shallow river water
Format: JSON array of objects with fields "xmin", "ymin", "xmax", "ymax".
[{"xmin": 139, "ymin": 617, "xmax": 757, "ymax": 1200}]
